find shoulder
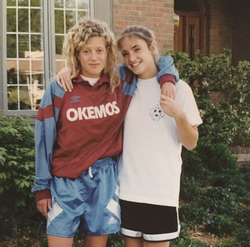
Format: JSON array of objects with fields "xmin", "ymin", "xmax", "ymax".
[
  {"xmin": 158, "ymin": 55, "xmax": 174, "ymax": 64},
  {"xmin": 175, "ymin": 79, "xmax": 196, "ymax": 102},
  {"xmin": 46, "ymin": 78, "xmax": 65, "ymax": 98},
  {"xmin": 48, "ymin": 78, "xmax": 63, "ymax": 90},
  {"xmin": 118, "ymin": 63, "xmax": 134, "ymax": 83},
  {"xmin": 118, "ymin": 63, "xmax": 127, "ymax": 80},
  {"xmin": 176, "ymin": 79, "xmax": 192, "ymax": 92}
]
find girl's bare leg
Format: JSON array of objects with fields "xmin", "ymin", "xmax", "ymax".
[
  {"xmin": 47, "ymin": 235, "xmax": 73, "ymax": 247},
  {"xmin": 124, "ymin": 236, "xmax": 170, "ymax": 247},
  {"xmin": 83, "ymin": 234, "xmax": 109, "ymax": 247},
  {"xmin": 124, "ymin": 236, "xmax": 144, "ymax": 247}
]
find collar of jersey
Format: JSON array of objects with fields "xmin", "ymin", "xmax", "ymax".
[{"xmin": 73, "ymin": 73, "xmax": 110, "ymax": 86}]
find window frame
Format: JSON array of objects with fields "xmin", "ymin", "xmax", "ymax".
[{"xmin": 1, "ymin": 0, "xmax": 95, "ymax": 116}]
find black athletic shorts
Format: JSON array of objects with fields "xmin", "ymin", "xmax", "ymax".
[{"xmin": 120, "ymin": 199, "xmax": 180, "ymax": 242}]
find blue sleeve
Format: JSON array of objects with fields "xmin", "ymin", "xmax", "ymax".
[
  {"xmin": 32, "ymin": 80, "xmax": 64, "ymax": 193},
  {"xmin": 118, "ymin": 63, "xmax": 139, "ymax": 96},
  {"xmin": 118, "ymin": 63, "xmax": 129, "ymax": 81},
  {"xmin": 157, "ymin": 56, "xmax": 179, "ymax": 83}
]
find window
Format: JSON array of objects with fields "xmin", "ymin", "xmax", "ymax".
[
  {"xmin": 188, "ymin": 24, "xmax": 195, "ymax": 60},
  {"xmin": 4, "ymin": 0, "xmax": 92, "ymax": 114}
]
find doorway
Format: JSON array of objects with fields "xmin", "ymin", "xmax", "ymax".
[{"xmin": 174, "ymin": 0, "xmax": 207, "ymax": 58}]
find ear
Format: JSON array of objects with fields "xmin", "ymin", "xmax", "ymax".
[
  {"xmin": 106, "ymin": 46, "xmax": 110, "ymax": 56},
  {"xmin": 150, "ymin": 41, "xmax": 157, "ymax": 55},
  {"xmin": 75, "ymin": 51, "xmax": 80, "ymax": 62}
]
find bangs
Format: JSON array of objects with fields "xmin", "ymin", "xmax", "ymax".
[{"xmin": 118, "ymin": 33, "xmax": 152, "ymax": 50}]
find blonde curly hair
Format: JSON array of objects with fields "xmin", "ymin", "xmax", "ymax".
[{"xmin": 63, "ymin": 18, "xmax": 119, "ymax": 92}]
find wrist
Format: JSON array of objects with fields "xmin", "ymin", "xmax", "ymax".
[
  {"xmin": 159, "ymin": 75, "xmax": 176, "ymax": 87},
  {"xmin": 35, "ymin": 189, "xmax": 52, "ymax": 202}
]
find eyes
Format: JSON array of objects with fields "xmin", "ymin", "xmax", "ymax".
[
  {"xmin": 121, "ymin": 47, "xmax": 141, "ymax": 57},
  {"xmin": 121, "ymin": 52, "xmax": 128, "ymax": 57},
  {"xmin": 81, "ymin": 48, "xmax": 105, "ymax": 55}
]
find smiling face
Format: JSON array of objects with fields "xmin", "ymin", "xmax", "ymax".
[
  {"xmin": 119, "ymin": 36, "xmax": 158, "ymax": 79},
  {"xmin": 78, "ymin": 36, "xmax": 109, "ymax": 78}
]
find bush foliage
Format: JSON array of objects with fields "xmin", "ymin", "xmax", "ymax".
[
  {"xmin": 0, "ymin": 112, "xmax": 45, "ymax": 242},
  {"xmin": 169, "ymin": 49, "xmax": 250, "ymax": 246},
  {"xmin": 170, "ymin": 49, "xmax": 250, "ymax": 147},
  {"xmin": 0, "ymin": 49, "xmax": 250, "ymax": 246}
]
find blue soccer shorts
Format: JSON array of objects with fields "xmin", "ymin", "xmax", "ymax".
[{"xmin": 46, "ymin": 157, "xmax": 121, "ymax": 238}]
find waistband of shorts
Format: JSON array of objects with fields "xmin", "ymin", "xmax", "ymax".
[{"xmin": 91, "ymin": 157, "xmax": 114, "ymax": 168}]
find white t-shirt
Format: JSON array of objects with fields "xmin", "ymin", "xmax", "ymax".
[
  {"xmin": 80, "ymin": 75, "xmax": 100, "ymax": 86},
  {"xmin": 118, "ymin": 78, "xmax": 202, "ymax": 207}
]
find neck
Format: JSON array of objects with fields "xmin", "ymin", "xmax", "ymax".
[{"xmin": 138, "ymin": 66, "xmax": 158, "ymax": 80}]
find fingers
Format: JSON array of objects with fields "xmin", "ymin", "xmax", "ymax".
[
  {"xmin": 56, "ymin": 67, "xmax": 74, "ymax": 92},
  {"xmin": 160, "ymin": 95, "xmax": 168, "ymax": 111},
  {"xmin": 163, "ymin": 90, "xmax": 174, "ymax": 99},
  {"xmin": 37, "ymin": 199, "xmax": 52, "ymax": 218},
  {"xmin": 64, "ymin": 78, "xmax": 73, "ymax": 92},
  {"xmin": 48, "ymin": 198, "xmax": 52, "ymax": 211},
  {"xmin": 170, "ymin": 90, "xmax": 176, "ymax": 99},
  {"xmin": 160, "ymin": 94, "xmax": 168, "ymax": 100},
  {"xmin": 56, "ymin": 74, "xmax": 63, "ymax": 87},
  {"xmin": 65, "ymin": 73, "xmax": 74, "ymax": 92},
  {"xmin": 37, "ymin": 203, "xmax": 48, "ymax": 218},
  {"xmin": 57, "ymin": 75, "xmax": 74, "ymax": 92},
  {"xmin": 166, "ymin": 88, "xmax": 176, "ymax": 99},
  {"xmin": 160, "ymin": 94, "xmax": 175, "ymax": 106},
  {"xmin": 60, "ymin": 77, "xmax": 69, "ymax": 92},
  {"xmin": 56, "ymin": 74, "xmax": 68, "ymax": 92}
]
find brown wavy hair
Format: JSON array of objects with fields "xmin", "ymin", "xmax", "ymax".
[
  {"xmin": 63, "ymin": 18, "xmax": 119, "ymax": 92},
  {"xmin": 117, "ymin": 25, "xmax": 159, "ymax": 66}
]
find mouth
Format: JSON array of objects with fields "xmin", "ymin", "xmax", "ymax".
[
  {"xmin": 130, "ymin": 61, "xmax": 141, "ymax": 67},
  {"xmin": 89, "ymin": 63, "xmax": 100, "ymax": 67}
]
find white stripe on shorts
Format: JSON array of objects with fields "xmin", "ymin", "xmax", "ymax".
[
  {"xmin": 47, "ymin": 202, "xmax": 63, "ymax": 227},
  {"xmin": 121, "ymin": 226, "xmax": 180, "ymax": 242},
  {"xmin": 143, "ymin": 231, "xmax": 179, "ymax": 242},
  {"xmin": 121, "ymin": 227, "xmax": 143, "ymax": 238},
  {"xmin": 106, "ymin": 198, "xmax": 120, "ymax": 218}
]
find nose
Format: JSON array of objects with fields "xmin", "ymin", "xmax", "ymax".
[
  {"xmin": 128, "ymin": 52, "xmax": 136, "ymax": 62},
  {"xmin": 90, "ymin": 51, "xmax": 98, "ymax": 60}
]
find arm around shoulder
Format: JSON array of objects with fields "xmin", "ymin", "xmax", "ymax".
[{"xmin": 157, "ymin": 56, "xmax": 179, "ymax": 84}]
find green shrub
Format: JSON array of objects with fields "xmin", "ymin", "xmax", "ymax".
[
  {"xmin": 0, "ymin": 111, "xmax": 39, "ymax": 239},
  {"xmin": 170, "ymin": 238, "xmax": 211, "ymax": 247},
  {"xmin": 179, "ymin": 202, "xmax": 207, "ymax": 225},
  {"xmin": 205, "ymin": 214, "xmax": 240, "ymax": 237},
  {"xmin": 180, "ymin": 177, "xmax": 204, "ymax": 202},
  {"xmin": 233, "ymin": 228, "xmax": 250, "ymax": 247},
  {"xmin": 169, "ymin": 49, "xmax": 250, "ymax": 147},
  {"xmin": 168, "ymin": 49, "xmax": 250, "ymax": 245}
]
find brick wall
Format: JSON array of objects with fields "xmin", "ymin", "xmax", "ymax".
[
  {"xmin": 208, "ymin": 0, "xmax": 233, "ymax": 56},
  {"xmin": 207, "ymin": 0, "xmax": 250, "ymax": 63},
  {"xmin": 231, "ymin": 0, "xmax": 250, "ymax": 63},
  {"xmin": 112, "ymin": 0, "xmax": 250, "ymax": 63},
  {"xmin": 112, "ymin": 0, "xmax": 175, "ymax": 56}
]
